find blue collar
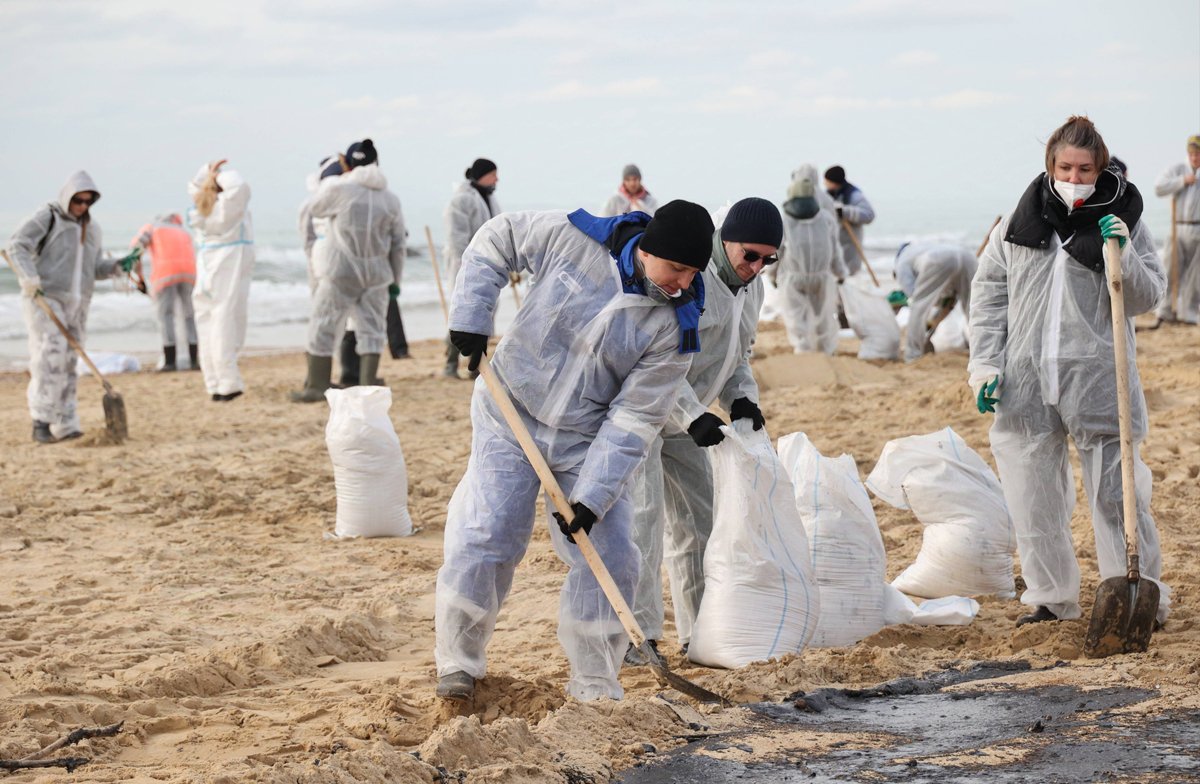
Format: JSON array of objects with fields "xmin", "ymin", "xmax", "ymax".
[{"xmin": 567, "ymin": 209, "xmax": 704, "ymax": 354}]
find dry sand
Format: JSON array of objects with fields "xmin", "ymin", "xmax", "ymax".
[{"xmin": 1, "ymin": 319, "xmax": 1198, "ymax": 782}]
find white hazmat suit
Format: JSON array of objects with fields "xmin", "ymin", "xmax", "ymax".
[
  {"xmin": 895, "ymin": 242, "xmax": 977, "ymax": 362},
  {"xmin": 969, "ymin": 171, "xmax": 1170, "ymax": 624},
  {"xmin": 1154, "ymin": 160, "xmax": 1200, "ymax": 323},
  {"xmin": 435, "ymin": 210, "xmax": 691, "ymax": 701},
  {"xmin": 188, "ymin": 165, "xmax": 255, "ymax": 397}
]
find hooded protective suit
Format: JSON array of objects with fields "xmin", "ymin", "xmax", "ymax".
[
  {"xmin": 442, "ymin": 180, "xmax": 499, "ymax": 294},
  {"xmin": 8, "ymin": 171, "xmax": 117, "ymax": 436},
  {"xmin": 969, "ymin": 168, "xmax": 1170, "ymax": 623},
  {"xmin": 435, "ymin": 210, "xmax": 691, "ymax": 701},
  {"xmin": 630, "ymin": 238, "xmax": 764, "ymax": 646},
  {"xmin": 188, "ymin": 164, "xmax": 255, "ymax": 397},
  {"xmin": 895, "ymin": 242, "xmax": 976, "ymax": 362},
  {"xmin": 305, "ymin": 163, "xmax": 406, "ymax": 357},
  {"xmin": 774, "ymin": 165, "xmax": 848, "ymax": 354},
  {"xmin": 602, "ymin": 188, "xmax": 659, "ymax": 218},
  {"xmin": 1154, "ymin": 160, "xmax": 1200, "ymax": 322}
]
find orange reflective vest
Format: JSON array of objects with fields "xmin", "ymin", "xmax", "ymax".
[{"xmin": 137, "ymin": 222, "xmax": 197, "ymax": 294}]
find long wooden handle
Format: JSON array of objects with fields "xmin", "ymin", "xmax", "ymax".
[
  {"xmin": 1168, "ymin": 197, "xmax": 1179, "ymax": 314},
  {"xmin": 977, "ymin": 215, "xmax": 1002, "ymax": 258},
  {"xmin": 1105, "ymin": 236, "xmax": 1140, "ymax": 568},
  {"xmin": 477, "ymin": 355, "xmax": 647, "ymax": 648},
  {"xmin": 425, "ymin": 226, "xmax": 449, "ymax": 325},
  {"xmin": 2, "ymin": 249, "xmax": 113, "ymax": 394},
  {"xmin": 840, "ymin": 218, "xmax": 880, "ymax": 287}
]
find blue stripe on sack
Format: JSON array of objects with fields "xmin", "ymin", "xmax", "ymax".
[
  {"xmin": 810, "ymin": 460, "xmax": 822, "ymax": 571},
  {"xmin": 197, "ymin": 240, "xmax": 253, "ymax": 250}
]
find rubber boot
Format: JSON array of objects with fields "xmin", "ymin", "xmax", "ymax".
[
  {"xmin": 188, "ymin": 343, "xmax": 200, "ymax": 371},
  {"xmin": 359, "ymin": 353, "xmax": 384, "ymax": 386},
  {"xmin": 159, "ymin": 345, "xmax": 177, "ymax": 372},
  {"xmin": 32, "ymin": 420, "xmax": 55, "ymax": 444},
  {"xmin": 444, "ymin": 337, "xmax": 461, "ymax": 379},
  {"xmin": 290, "ymin": 354, "xmax": 334, "ymax": 403},
  {"xmin": 339, "ymin": 330, "xmax": 360, "ymax": 387}
]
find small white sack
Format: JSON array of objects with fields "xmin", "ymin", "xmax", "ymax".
[
  {"xmin": 688, "ymin": 421, "xmax": 820, "ymax": 669},
  {"xmin": 325, "ymin": 386, "xmax": 413, "ymax": 539},
  {"xmin": 778, "ymin": 432, "xmax": 887, "ymax": 647},
  {"xmin": 883, "ymin": 584, "xmax": 980, "ymax": 626},
  {"xmin": 866, "ymin": 427, "xmax": 1015, "ymax": 599},
  {"xmin": 77, "ymin": 351, "xmax": 140, "ymax": 376},
  {"xmin": 929, "ymin": 306, "xmax": 969, "ymax": 354},
  {"xmin": 839, "ymin": 278, "xmax": 900, "ymax": 360}
]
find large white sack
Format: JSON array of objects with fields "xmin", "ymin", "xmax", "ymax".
[
  {"xmin": 929, "ymin": 306, "xmax": 969, "ymax": 354},
  {"xmin": 77, "ymin": 351, "xmax": 140, "ymax": 376},
  {"xmin": 839, "ymin": 278, "xmax": 900, "ymax": 360},
  {"xmin": 325, "ymin": 386, "xmax": 413, "ymax": 539},
  {"xmin": 688, "ymin": 421, "xmax": 820, "ymax": 669},
  {"xmin": 778, "ymin": 432, "xmax": 887, "ymax": 647},
  {"xmin": 866, "ymin": 427, "xmax": 1015, "ymax": 599}
]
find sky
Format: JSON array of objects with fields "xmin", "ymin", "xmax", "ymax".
[{"xmin": 0, "ymin": 0, "xmax": 1197, "ymax": 246}]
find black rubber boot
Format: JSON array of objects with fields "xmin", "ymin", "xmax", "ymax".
[
  {"xmin": 1016, "ymin": 605, "xmax": 1058, "ymax": 627},
  {"xmin": 359, "ymin": 353, "xmax": 384, "ymax": 386},
  {"xmin": 290, "ymin": 354, "xmax": 334, "ymax": 403},
  {"xmin": 188, "ymin": 343, "xmax": 200, "ymax": 371},
  {"xmin": 160, "ymin": 345, "xmax": 177, "ymax": 372},
  {"xmin": 444, "ymin": 336, "xmax": 461, "ymax": 379},
  {"xmin": 339, "ymin": 331, "xmax": 360, "ymax": 387},
  {"xmin": 32, "ymin": 420, "xmax": 55, "ymax": 444},
  {"xmin": 435, "ymin": 671, "xmax": 475, "ymax": 701}
]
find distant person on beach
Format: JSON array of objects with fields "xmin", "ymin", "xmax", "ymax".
[
  {"xmin": 7, "ymin": 171, "xmax": 138, "ymax": 443},
  {"xmin": 824, "ymin": 165, "xmax": 875, "ymax": 277},
  {"xmin": 291, "ymin": 139, "xmax": 407, "ymax": 402},
  {"xmin": 442, "ymin": 157, "xmax": 500, "ymax": 379},
  {"xmin": 772, "ymin": 163, "xmax": 847, "ymax": 354},
  {"xmin": 628, "ymin": 197, "xmax": 780, "ymax": 664},
  {"xmin": 892, "ymin": 241, "xmax": 976, "ymax": 362},
  {"xmin": 130, "ymin": 214, "xmax": 198, "ymax": 372},
  {"xmin": 1152, "ymin": 134, "xmax": 1200, "ymax": 326},
  {"xmin": 434, "ymin": 201, "xmax": 714, "ymax": 703},
  {"xmin": 601, "ymin": 164, "xmax": 659, "ymax": 217},
  {"xmin": 969, "ymin": 115, "xmax": 1170, "ymax": 629},
  {"xmin": 188, "ymin": 159, "xmax": 255, "ymax": 402}
]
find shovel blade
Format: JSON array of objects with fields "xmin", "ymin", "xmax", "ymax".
[
  {"xmin": 1083, "ymin": 576, "xmax": 1159, "ymax": 658},
  {"xmin": 103, "ymin": 391, "xmax": 128, "ymax": 444},
  {"xmin": 648, "ymin": 662, "xmax": 731, "ymax": 706}
]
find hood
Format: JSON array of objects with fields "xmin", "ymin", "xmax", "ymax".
[
  {"xmin": 188, "ymin": 164, "xmax": 246, "ymax": 197},
  {"xmin": 58, "ymin": 170, "xmax": 100, "ymax": 213},
  {"xmin": 344, "ymin": 162, "xmax": 386, "ymax": 190}
]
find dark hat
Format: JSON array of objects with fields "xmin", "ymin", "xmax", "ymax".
[
  {"xmin": 466, "ymin": 158, "xmax": 497, "ymax": 181},
  {"xmin": 640, "ymin": 200, "xmax": 715, "ymax": 271},
  {"xmin": 622, "ymin": 163, "xmax": 642, "ymax": 179},
  {"xmin": 320, "ymin": 159, "xmax": 344, "ymax": 180},
  {"xmin": 345, "ymin": 139, "xmax": 378, "ymax": 169},
  {"xmin": 720, "ymin": 197, "xmax": 783, "ymax": 248},
  {"xmin": 824, "ymin": 165, "xmax": 846, "ymax": 185}
]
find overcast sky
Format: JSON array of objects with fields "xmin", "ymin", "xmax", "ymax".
[{"xmin": 1, "ymin": 0, "xmax": 1196, "ymax": 245}]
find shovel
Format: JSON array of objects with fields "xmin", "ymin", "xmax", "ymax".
[
  {"xmin": 840, "ymin": 217, "xmax": 880, "ymax": 288},
  {"xmin": 424, "ymin": 226, "xmax": 450, "ymax": 325},
  {"xmin": 476, "ymin": 354, "xmax": 730, "ymax": 705},
  {"xmin": 1083, "ymin": 237, "xmax": 1159, "ymax": 658},
  {"xmin": 3, "ymin": 250, "xmax": 128, "ymax": 444}
]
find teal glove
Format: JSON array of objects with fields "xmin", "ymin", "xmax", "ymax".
[
  {"xmin": 388, "ymin": 283, "xmax": 400, "ymax": 300},
  {"xmin": 1098, "ymin": 214, "xmax": 1129, "ymax": 249},
  {"xmin": 117, "ymin": 247, "xmax": 142, "ymax": 273},
  {"xmin": 887, "ymin": 290, "xmax": 908, "ymax": 308},
  {"xmin": 976, "ymin": 376, "xmax": 1000, "ymax": 414}
]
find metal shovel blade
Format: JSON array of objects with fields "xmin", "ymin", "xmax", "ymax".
[
  {"xmin": 634, "ymin": 642, "xmax": 729, "ymax": 706},
  {"xmin": 1083, "ymin": 575, "xmax": 1159, "ymax": 658},
  {"xmin": 103, "ymin": 390, "xmax": 128, "ymax": 443}
]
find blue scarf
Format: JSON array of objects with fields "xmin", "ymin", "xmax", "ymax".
[{"xmin": 567, "ymin": 209, "xmax": 704, "ymax": 354}]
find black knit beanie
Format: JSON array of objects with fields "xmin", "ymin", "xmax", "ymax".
[
  {"xmin": 466, "ymin": 158, "xmax": 497, "ymax": 181},
  {"xmin": 824, "ymin": 165, "xmax": 846, "ymax": 185},
  {"xmin": 640, "ymin": 200, "xmax": 715, "ymax": 270},
  {"xmin": 720, "ymin": 197, "xmax": 783, "ymax": 247},
  {"xmin": 345, "ymin": 139, "xmax": 378, "ymax": 169}
]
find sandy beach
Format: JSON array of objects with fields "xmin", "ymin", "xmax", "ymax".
[{"xmin": 1, "ymin": 318, "xmax": 1198, "ymax": 782}]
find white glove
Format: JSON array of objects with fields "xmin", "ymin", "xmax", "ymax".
[{"xmin": 19, "ymin": 276, "xmax": 42, "ymax": 297}]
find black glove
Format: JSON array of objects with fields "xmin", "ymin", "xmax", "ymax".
[
  {"xmin": 687, "ymin": 412, "xmax": 726, "ymax": 447},
  {"xmin": 449, "ymin": 330, "xmax": 488, "ymax": 371},
  {"xmin": 553, "ymin": 501, "xmax": 597, "ymax": 545},
  {"xmin": 729, "ymin": 397, "xmax": 765, "ymax": 431},
  {"xmin": 835, "ymin": 206, "xmax": 844, "ymax": 220}
]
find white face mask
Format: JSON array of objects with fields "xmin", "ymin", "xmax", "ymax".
[{"xmin": 1054, "ymin": 180, "xmax": 1096, "ymax": 211}]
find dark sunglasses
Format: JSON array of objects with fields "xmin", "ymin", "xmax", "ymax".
[
  {"xmin": 742, "ymin": 246, "xmax": 778, "ymax": 265},
  {"xmin": 70, "ymin": 195, "xmax": 96, "ymax": 207}
]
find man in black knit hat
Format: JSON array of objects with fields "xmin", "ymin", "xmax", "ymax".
[
  {"xmin": 442, "ymin": 158, "xmax": 501, "ymax": 378},
  {"xmin": 824, "ymin": 165, "xmax": 876, "ymax": 277}
]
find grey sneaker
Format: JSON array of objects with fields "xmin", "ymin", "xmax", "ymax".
[{"xmin": 435, "ymin": 671, "xmax": 475, "ymax": 700}]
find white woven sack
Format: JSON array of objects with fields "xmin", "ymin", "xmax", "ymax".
[{"xmin": 839, "ymin": 277, "xmax": 900, "ymax": 360}]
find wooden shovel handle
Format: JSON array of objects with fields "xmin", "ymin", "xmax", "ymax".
[
  {"xmin": 477, "ymin": 355, "xmax": 647, "ymax": 648},
  {"xmin": 424, "ymin": 226, "xmax": 449, "ymax": 325},
  {"xmin": 1105, "ymin": 236, "xmax": 1140, "ymax": 569},
  {"xmin": 840, "ymin": 218, "xmax": 880, "ymax": 287}
]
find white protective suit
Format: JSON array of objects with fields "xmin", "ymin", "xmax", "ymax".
[
  {"xmin": 188, "ymin": 165, "xmax": 255, "ymax": 397},
  {"xmin": 1154, "ymin": 161, "xmax": 1200, "ymax": 322},
  {"xmin": 775, "ymin": 173, "xmax": 847, "ymax": 354},
  {"xmin": 630, "ymin": 250, "xmax": 764, "ymax": 645},
  {"xmin": 968, "ymin": 177, "xmax": 1170, "ymax": 623},
  {"xmin": 305, "ymin": 164, "xmax": 406, "ymax": 357},
  {"xmin": 442, "ymin": 180, "xmax": 499, "ymax": 294},
  {"xmin": 895, "ymin": 242, "xmax": 977, "ymax": 362},
  {"xmin": 8, "ymin": 171, "xmax": 118, "ymax": 437},
  {"xmin": 435, "ymin": 210, "xmax": 691, "ymax": 701},
  {"xmin": 602, "ymin": 189, "xmax": 659, "ymax": 217}
]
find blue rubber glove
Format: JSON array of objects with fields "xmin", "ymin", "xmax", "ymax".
[
  {"xmin": 976, "ymin": 376, "xmax": 1000, "ymax": 414},
  {"xmin": 1098, "ymin": 214, "xmax": 1129, "ymax": 249},
  {"xmin": 388, "ymin": 282, "xmax": 400, "ymax": 300}
]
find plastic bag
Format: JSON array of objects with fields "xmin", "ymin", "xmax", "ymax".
[
  {"xmin": 688, "ymin": 421, "xmax": 819, "ymax": 668},
  {"xmin": 839, "ymin": 277, "xmax": 900, "ymax": 360},
  {"xmin": 866, "ymin": 427, "xmax": 1015, "ymax": 599},
  {"xmin": 325, "ymin": 386, "xmax": 413, "ymax": 538},
  {"xmin": 778, "ymin": 432, "xmax": 887, "ymax": 647}
]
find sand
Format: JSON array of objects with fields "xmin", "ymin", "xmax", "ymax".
[{"xmin": 1, "ymin": 318, "xmax": 1198, "ymax": 782}]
